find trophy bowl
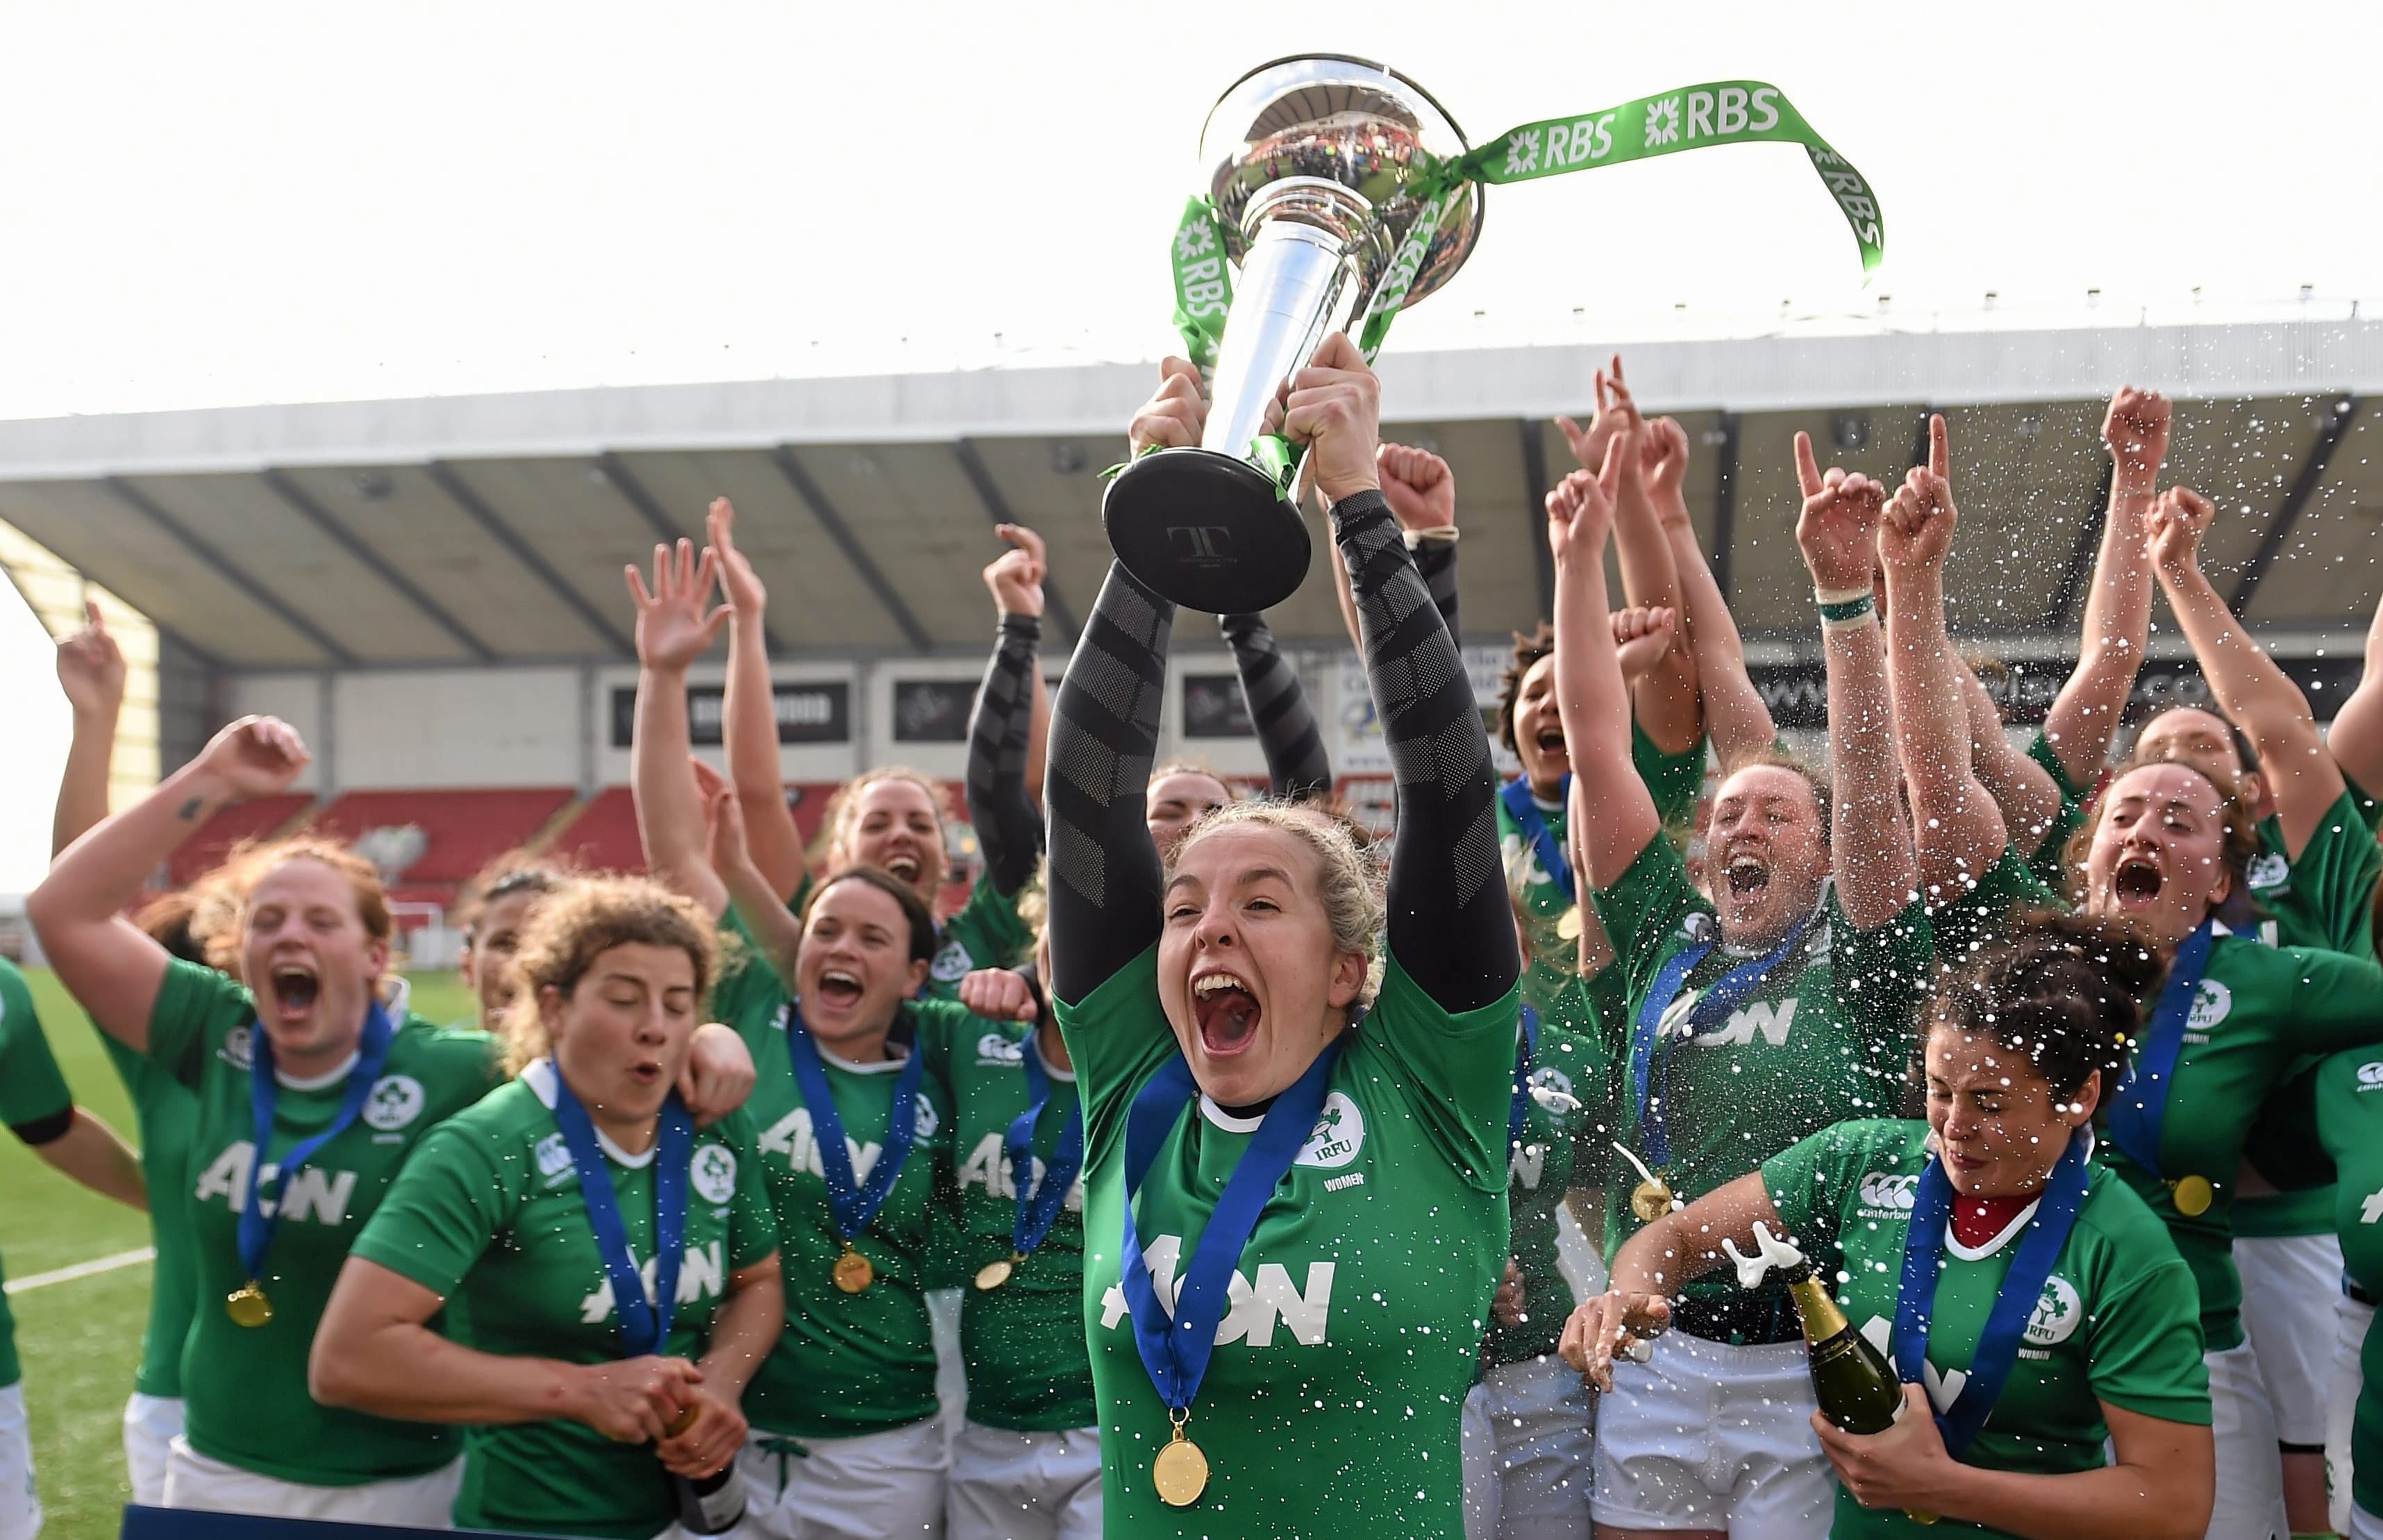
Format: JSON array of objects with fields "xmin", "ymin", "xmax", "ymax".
[{"xmin": 1103, "ymin": 55, "xmax": 1483, "ymax": 614}]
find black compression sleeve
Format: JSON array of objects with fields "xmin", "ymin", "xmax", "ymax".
[
  {"xmin": 1046, "ymin": 562, "xmax": 1174, "ymax": 1003},
  {"xmin": 1218, "ymin": 612, "xmax": 1333, "ymax": 801},
  {"xmin": 1413, "ymin": 537, "xmax": 1461, "ymax": 641},
  {"xmin": 1335, "ymin": 491, "xmax": 1516, "ymax": 1012},
  {"xmin": 10, "ymin": 1108, "xmax": 73, "ymax": 1148},
  {"xmin": 965, "ymin": 612, "xmax": 1045, "ymax": 896}
]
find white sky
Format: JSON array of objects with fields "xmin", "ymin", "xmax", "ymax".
[{"xmin": 3, "ymin": 0, "xmax": 2380, "ymax": 888}]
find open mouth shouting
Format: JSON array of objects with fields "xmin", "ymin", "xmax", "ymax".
[
  {"xmin": 882, "ymin": 851, "xmax": 923, "ymax": 887},
  {"xmin": 2112, "ymin": 855, "xmax": 2164, "ymax": 907},
  {"xmin": 1535, "ymin": 726, "xmax": 1568, "ymax": 763},
  {"xmin": 267, "ymin": 961, "xmax": 321, "ymax": 1023},
  {"xmin": 814, "ymin": 966, "xmax": 865, "ymax": 1010},
  {"xmin": 1725, "ymin": 855, "xmax": 1771, "ymax": 900},
  {"xmin": 1192, "ymin": 969, "xmax": 1262, "ymax": 1057}
]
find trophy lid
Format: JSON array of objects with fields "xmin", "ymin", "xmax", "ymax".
[{"xmin": 1198, "ymin": 54, "xmax": 1484, "ymax": 310}]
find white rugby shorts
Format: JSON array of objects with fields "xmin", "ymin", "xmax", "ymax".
[
  {"xmin": 737, "ymin": 1416, "xmax": 948, "ymax": 1540},
  {"xmin": 1462, "ymin": 1353, "xmax": 1594, "ymax": 1540},
  {"xmin": 160, "ymin": 1438, "xmax": 460, "ymax": 1527},
  {"xmin": 122, "ymin": 1392, "xmax": 183, "ymax": 1509},
  {"xmin": 946, "ymin": 1421, "xmax": 1101, "ymax": 1540},
  {"xmin": 2236, "ymin": 1232, "xmax": 2343, "ymax": 1446},
  {"xmin": 1591, "ymin": 1332, "xmax": 1831, "ymax": 1538},
  {"xmin": 2205, "ymin": 1339, "xmax": 2291, "ymax": 1540}
]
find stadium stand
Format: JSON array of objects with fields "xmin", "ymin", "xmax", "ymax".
[
  {"xmin": 164, "ymin": 792, "xmax": 314, "ymax": 886},
  {"xmin": 308, "ymin": 787, "xmax": 576, "ymax": 906}
]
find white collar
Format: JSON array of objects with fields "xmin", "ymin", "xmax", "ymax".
[
  {"xmin": 1943, "ymin": 1196, "xmax": 2040, "ymax": 1262},
  {"xmin": 521, "ymin": 1059, "xmax": 658, "ymax": 1169},
  {"xmin": 1530, "ymin": 792, "xmax": 1564, "ymax": 814},
  {"xmin": 1718, "ymin": 879, "xmax": 1832, "ymax": 961},
  {"xmin": 1197, "ymin": 1095, "xmax": 1266, "ymax": 1134},
  {"xmin": 1029, "ymin": 1029, "xmax": 1076, "ymax": 1086}
]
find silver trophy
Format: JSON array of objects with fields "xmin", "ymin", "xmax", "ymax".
[{"xmin": 1103, "ymin": 55, "xmax": 1484, "ymax": 613}]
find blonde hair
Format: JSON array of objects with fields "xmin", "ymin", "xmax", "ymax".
[
  {"xmin": 1168, "ymin": 800, "xmax": 1387, "ymax": 1005},
  {"xmin": 816, "ymin": 767, "xmax": 954, "ymax": 867},
  {"xmin": 501, "ymin": 876, "xmax": 719, "ymax": 1075}
]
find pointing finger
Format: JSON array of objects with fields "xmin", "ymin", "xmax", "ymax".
[
  {"xmin": 1793, "ymin": 432, "xmax": 1823, "ymax": 499},
  {"xmin": 1929, "ymin": 413, "xmax": 1949, "ymax": 480}
]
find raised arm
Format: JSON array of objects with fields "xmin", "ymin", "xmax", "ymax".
[
  {"xmin": 1548, "ymin": 462, "xmax": 1662, "ymax": 888},
  {"xmin": 1216, "ymin": 610, "xmax": 1332, "ymax": 801},
  {"xmin": 2150, "ymin": 486, "xmax": 2346, "ymax": 851},
  {"xmin": 968, "ymin": 525, "xmax": 1049, "ymax": 894},
  {"xmin": 1301, "ymin": 339, "xmax": 1514, "ymax": 1011},
  {"xmin": 1875, "ymin": 417, "xmax": 2009, "ymax": 913},
  {"xmin": 1332, "ymin": 441, "xmax": 1463, "ymax": 650},
  {"xmin": 1961, "ymin": 666, "xmax": 2064, "ymax": 853},
  {"xmin": 628, "ymin": 541, "xmax": 734, "ymax": 919},
  {"xmin": 51, "ymin": 599, "xmax": 126, "ymax": 858},
  {"xmin": 710, "ymin": 499, "xmax": 807, "ymax": 905},
  {"xmin": 2328, "ymin": 588, "xmax": 2383, "ymax": 799},
  {"xmin": 2040, "ymin": 388, "xmax": 2168, "ymax": 783},
  {"xmin": 1560, "ymin": 361, "xmax": 1700, "ymax": 755},
  {"xmin": 29, "ymin": 717, "xmax": 310, "ymax": 1048},
  {"xmin": 1646, "ymin": 416, "xmax": 1777, "ymax": 767}
]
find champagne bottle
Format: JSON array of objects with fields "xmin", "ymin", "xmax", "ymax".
[
  {"xmin": 1779, "ymin": 1257, "xmax": 1903, "ymax": 1434},
  {"xmin": 671, "ymin": 1467, "xmax": 745, "ymax": 1535}
]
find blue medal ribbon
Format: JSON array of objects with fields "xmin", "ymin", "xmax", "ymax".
[
  {"xmin": 238, "ymin": 1001, "xmax": 396, "ymax": 1288},
  {"xmin": 1500, "ymin": 776, "xmax": 1575, "ymax": 905},
  {"xmin": 1509, "ymin": 1004, "xmax": 1541, "ymax": 1153},
  {"xmin": 1891, "ymin": 1133, "xmax": 2092, "ymax": 1457},
  {"xmin": 1626, "ymin": 907, "xmax": 1818, "ymax": 1169},
  {"xmin": 784, "ymin": 1003, "xmax": 927, "ymax": 1246},
  {"xmin": 2105, "ymin": 921, "xmax": 2215, "ymax": 1181},
  {"xmin": 549, "ymin": 1069, "xmax": 694, "ymax": 1358},
  {"xmin": 1118, "ymin": 1038, "xmax": 1344, "ymax": 1414},
  {"xmin": 1005, "ymin": 1033, "xmax": 1085, "ymax": 1260}
]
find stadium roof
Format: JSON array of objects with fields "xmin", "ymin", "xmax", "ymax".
[{"xmin": 1, "ymin": 317, "xmax": 2376, "ymax": 670}]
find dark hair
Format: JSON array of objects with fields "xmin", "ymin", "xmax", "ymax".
[
  {"xmin": 1929, "ymin": 910, "xmax": 2166, "ymax": 1107},
  {"xmin": 2060, "ymin": 758, "xmax": 2260, "ymax": 918},
  {"xmin": 1496, "ymin": 623, "xmax": 1554, "ymax": 755},
  {"xmin": 457, "ymin": 853, "xmax": 581, "ymax": 941},
  {"xmin": 133, "ymin": 890, "xmax": 210, "ymax": 967},
  {"xmin": 803, "ymin": 866, "xmax": 939, "ymax": 964},
  {"xmin": 2137, "ymin": 702, "xmax": 2262, "ymax": 776}
]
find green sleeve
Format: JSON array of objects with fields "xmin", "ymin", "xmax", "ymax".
[
  {"xmin": 1932, "ymin": 841, "xmax": 2064, "ymax": 969},
  {"xmin": 1759, "ymin": 1119, "xmax": 1905, "ymax": 1257},
  {"xmin": 1591, "ymin": 833, "xmax": 1708, "ymax": 1009},
  {"xmin": 0, "ymin": 964, "xmax": 72, "ymax": 1130},
  {"xmin": 946, "ymin": 870, "xmax": 1034, "ymax": 973},
  {"xmin": 2264, "ymin": 945, "xmax": 2383, "ymax": 1053},
  {"xmin": 726, "ymin": 1116, "xmax": 779, "ymax": 1271},
  {"xmin": 2284, "ymin": 787, "xmax": 2382, "ymax": 956},
  {"xmin": 2343, "ymin": 769, "xmax": 2383, "ymax": 835},
  {"xmin": 1051, "ymin": 944, "xmax": 1176, "ymax": 1168},
  {"xmin": 146, "ymin": 958, "xmax": 257, "ymax": 1089},
  {"xmin": 349, "ymin": 1121, "xmax": 516, "ymax": 1298},
  {"xmin": 1367, "ymin": 956, "xmax": 1520, "ymax": 1194},
  {"xmin": 2082, "ymin": 1239, "xmax": 2212, "ymax": 1425},
  {"xmin": 1831, "ymin": 898, "xmax": 1932, "ymax": 1107},
  {"xmin": 709, "ymin": 909, "xmax": 789, "ymax": 1046},
  {"xmin": 2023, "ymin": 730, "xmax": 2091, "ymax": 891},
  {"xmin": 1630, "ymin": 721, "xmax": 1709, "ymax": 835}
]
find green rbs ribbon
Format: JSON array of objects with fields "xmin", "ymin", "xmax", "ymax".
[{"xmin": 1171, "ymin": 78, "xmax": 1884, "ymax": 365}]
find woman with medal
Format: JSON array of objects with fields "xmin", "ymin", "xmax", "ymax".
[
  {"xmin": 1556, "ymin": 423, "xmax": 1933, "ymax": 1537},
  {"xmin": 1044, "ymin": 337, "xmax": 1519, "ymax": 1535},
  {"xmin": 1562, "ymin": 914, "xmax": 2218, "ymax": 1540},
  {"xmin": 313, "ymin": 877, "xmax": 783, "ymax": 1539}
]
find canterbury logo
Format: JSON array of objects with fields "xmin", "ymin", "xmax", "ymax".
[{"xmin": 1858, "ymin": 1171, "xmax": 1918, "ymax": 1213}]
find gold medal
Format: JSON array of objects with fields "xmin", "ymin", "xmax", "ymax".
[
  {"xmin": 1152, "ymin": 1412, "xmax": 1209, "ymax": 1507},
  {"xmin": 225, "ymin": 1282, "xmax": 273, "ymax": 1328},
  {"xmin": 1629, "ymin": 1176, "xmax": 1676, "ymax": 1224},
  {"xmin": 975, "ymin": 1253, "xmax": 1022, "ymax": 1291},
  {"xmin": 2170, "ymin": 1174, "xmax": 2214, "ymax": 1217},
  {"xmin": 832, "ymin": 1245, "xmax": 875, "ymax": 1294},
  {"xmin": 1555, "ymin": 905, "xmax": 1584, "ymax": 942}
]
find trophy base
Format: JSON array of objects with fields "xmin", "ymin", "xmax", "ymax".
[{"xmin": 1103, "ymin": 449, "xmax": 1310, "ymax": 614}]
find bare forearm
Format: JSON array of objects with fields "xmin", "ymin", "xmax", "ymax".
[
  {"xmin": 317, "ymin": 1320, "xmax": 587, "ymax": 1428},
  {"xmin": 2159, "ymin": 562, "xmax": 2321, "ymax": 758},
  {"xmin": 1662, "ymin": 514, "xmax": 1773, "ymax": 763},
  {"xmin": 633, "ymin": 664, "xmax": 728, "ymax": 917},
  {"xmin": 52, "ymin": 708, "xmax": 118, "ymax": 860},
  {"xmin": 696, "ymin": 1266, "xmax": 783, "ymax": 1401},
  {"xmin": 721, "ymin": 848, "xmax": 805, "ymax": 991},
  {"xmin": 39, "ymin": 756, "xmax": 226, "ymax": 926},
  {"xmin": 1928, "ymin": 1460, "xmax": 2200, "ymax": 1540},
  {"xmin": 723, "ymin": 620, "xmax": 806, "ymax": 904},
  {"xmin": 1962, "ymin": 667, "xmax": 2062, "ymax": 851},
  {"xmin": 32, "ymin": 1110, "xmax": 147, "ymax": 1210},
  {"xmin": 1826, "ymin": 619, "xmax": 1918, "ymax": 926},
  {"xmin": 1553, "ymin": 545, "xmax": 1659, "ymax": 886},
  {"xmin": 2043, "ymin": 491, "xmax": 2153, "ymax": 780},
  {"xmin": 1024, "ymin": 668, "xmax": 1051, "ymax": 810}
]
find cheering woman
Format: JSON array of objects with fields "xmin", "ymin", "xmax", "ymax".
[
  {"xmin": 312, "ymin": 878, "xmax": 783, "ymax": 1540},
  {"xmin": 1557, "ymin": 426, "xmax": 1933, "ymax": 1536},
  {"xmin": 1044, "ymin": 336, "xmax": 1519, "ymax": 1535},
  {"xmin": 1562, "ymin": 915, "xmax": 2216, "ymax": 1540}
]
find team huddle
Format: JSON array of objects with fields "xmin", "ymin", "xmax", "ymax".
[{"xmin": 5, "ymin": 335, "xmax": 2382, "ymax": 1540}]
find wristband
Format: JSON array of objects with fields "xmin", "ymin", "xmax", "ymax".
[
  {"xmin": 1816, "ymin": 592, "xmax": 1875, "ymax": 629},
  {"xmin": 1403, "ymin": 527, "xmax": 1460, "ymax": 550}
]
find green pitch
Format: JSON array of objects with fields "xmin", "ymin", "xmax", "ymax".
[{"xmin": 8, "ymin": 966, "xmax": 477, "ymax": 1540}]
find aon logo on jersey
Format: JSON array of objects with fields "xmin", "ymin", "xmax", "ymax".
[
  {"xmin": 194, "ymin": 1141, "xmax": 358, "ymax": 1226},
  {"xmin": 1098, "ymin": 1233, "xmax": 1334, "ymax": 1347},
  {"xmin": 1677, "ymin": 996, "xmax": 1800, "ymax": 1048},
  {"xmin": 956, "ymin": 1133, "xmax": 1085, "ymax": 1212},
  {"xmin": 760, "ymin": 1104, "xmax": 936, "ymax": 1183},
  {"xmin": 579, "ymin": 1241, "xmax": 729, "ymax": 1324}
]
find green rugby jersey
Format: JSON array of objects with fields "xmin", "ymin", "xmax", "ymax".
[
  {"xmin": 151, "ymin": 960, "xmax": 503, "ymax": 1484},
  {"xmin": 1059, "ymin": 946, "xmax": 1514, "ymax": 1537},
  {"xmin": 0, "ymin": 960, "xmax": 75, "ymax": 1390},
  {"xmin": 1764, "ymin": 1120, "xmax": 2209, "ymax": 1540},
  {"xmin": 729, "ymin": 994, "xmax": 955, "ymax": 1439},
  {"xmin": 917, "ymin": 1010, "xmax": 1094, "ymax": 1431},
  {"xmin": 2312, "ymin": 1049, "xmax": 2383, "ymax": 1518},
  {"xmin": 1930, "ymin": 842, "xmax": 2064, "ymax": 971},
  {"xmin": 100, "ymin": 1031, "xmax": 200, "ymax": 1400},
  {"xmin": 1484, "ymin": 977, "xmax": 1614, "ymax": 1371},
  {"xmin": 2022, "ymin": 728, "xmax": 2091, "ymax": 893},
  {"xmin": 923, "ymin": 871, "xmax": 1035, "ymax": 1002},
  {"xmin": 1594, "ymin": 833, "xmax": 1931, "ymax": 1306},
  {"xmin": 2247, "ymin": 781, "xmax": 2382, "ymax": 956},
  {"xmin": 2100, "ymin": 930, "xmax": 2383, "ymax": 1350},
  {"xmin": 1499, "ymin": 726, "xmax": 1706, "ymax": 1018},
  {"xmin": 351, "ymin": 1066, "xmax": 777, "ymax": 1539}
]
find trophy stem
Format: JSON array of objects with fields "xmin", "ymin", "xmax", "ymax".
[{"xmin": 1201, "ymin": 219, "xmax": 1358, "ymax": 462}]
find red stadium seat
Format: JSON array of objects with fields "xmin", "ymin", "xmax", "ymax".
[
  {"xmin": 165, "ymin": 793, "xmax": 316, "ymax": 887},
  {"xmin": 309, "ymin": 787, "xmax": 576, "ymax": 909},
  {"xmin": 545, "ymin": 786, "xmax": 644, "ymax": 876}
]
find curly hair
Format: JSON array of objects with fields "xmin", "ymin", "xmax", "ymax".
[
  {"xmin": 1496, "ymin": 623, "xmax": 1554, "ymax": 755},
  {"xmin": 1930, "ymin": 910, "xmax": 2166, "ymax": 1108},
  {"xmin": 501, "ymin": 876, "xmax": 719, "ymax": 1075},
  {"xmin": 1169, "ymin": 799, "xmax": 1387, "ymax": 1007}
]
